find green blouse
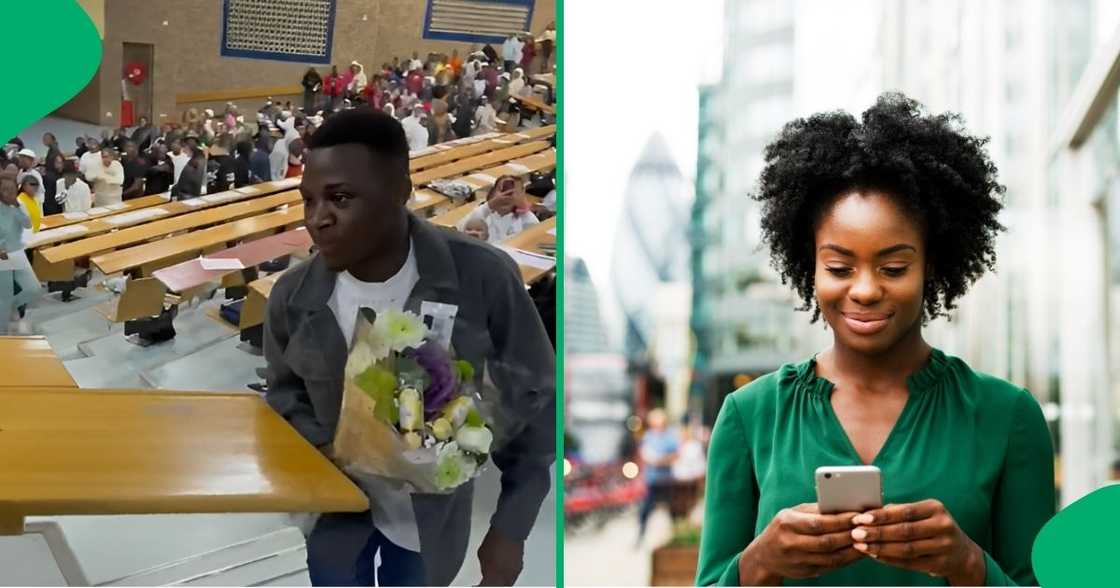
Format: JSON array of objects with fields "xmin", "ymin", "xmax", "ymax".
[{"xmin": 695, "ymin": 348, "xmax": 1055, "ymax": 586}]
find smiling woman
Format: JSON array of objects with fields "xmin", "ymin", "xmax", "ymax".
[{"xmin": 694, "ymin": 93, "xmax": 1056, "ymax": 586}]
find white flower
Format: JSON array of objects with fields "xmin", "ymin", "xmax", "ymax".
[
  {"xmin": 375, "ymin": 309, "xmax": 429, "ymax": 352},
  {"xmin": 345, "ymin": 339, "xmax": 389, "ymax": 380},
  {"xmin": 455, "ymin": 425, "xmax": 493, "ymax": 455},
  {"xmin": 434, "ymin": 441, "xmax": 478, "ymax": 490}
]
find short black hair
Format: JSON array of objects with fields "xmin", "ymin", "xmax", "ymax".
[
  {"xmin": 754, "ymin": 92, "xmax": 1006, "ymax": 323},
  {"xmin": 306, "ymin": 107, "xmax": 409, "ymax": 182}
]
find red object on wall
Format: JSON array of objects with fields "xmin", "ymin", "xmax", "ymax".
[
  {"xmin": 124, "ymin": 62, "xmax": 147, "ymax": 86},
  {"xmin": 121, "ymin": 100, "xmax": 135, "ymax": 127}
]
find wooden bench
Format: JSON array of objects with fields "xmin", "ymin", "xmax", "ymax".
[
  {"xmin": 152, "ymin": 228, "xmax": 313, "ymax": 295},
  {"xmin": 32, "ymin": 191, "xmax": 302, "ymax": 282},
  {"xmin": 501, "ymin": 216, "xmax": 557, "ymax": 284},
  {"xmin": 411, "ymin": 141, "xmax": 552, "ymax": 186},
  {"xmin": 512, "ymin": 94, "xmax": 557, "ymax": 115},
  {"xmin": 459, "ymin": 148, "xmax": 557, "ymax": 190},
  {"xmin": 39, "ymin": 194, "xmax": 170, "ymax": 231},
  {"xmin": 0, "ymin": 387, "xmax": 368, "ymax": 535},
  {"xmin": 91, "ymin": 205, "xmax": 306, "ymax": 277},
  {"xmin": 430, "ymin": 200, "xmax": 483, "ymax": 228},
  {"xmin": 410, "ymin": 125, "xmax": 556, "ymax": 172},
  {"xmin": 0, "ymin": 337, "xmax": 77, "ymax": 388},
  {"xmin": 27, "ymin": 184, "xmax": 296, "ymax": 253},
  {"xmin": 238, "ymin": 270, "xmax": 286, "ymax": 331}
]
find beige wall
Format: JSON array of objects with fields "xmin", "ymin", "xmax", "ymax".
[
  {"xmin": 58, "ymin": 0, "xmax": 555, "ymax": 128},
  {"xmin": 55, "ymin": 0, "xmax": 105, "ymax": 123}
]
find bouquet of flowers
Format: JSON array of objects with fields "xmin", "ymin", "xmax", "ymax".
[{"xmin": 331, "ymin": 307, "xmax": 493, "ymax": 493}]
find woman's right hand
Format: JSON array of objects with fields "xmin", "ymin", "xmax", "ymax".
[{"xmin": 739, "ymin": 503, "xmax": 864, "ymax": 585}]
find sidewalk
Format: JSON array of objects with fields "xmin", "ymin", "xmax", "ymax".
[{"xmin": 564, "ymin": 505, "xmax": 674, "ymax": 586}]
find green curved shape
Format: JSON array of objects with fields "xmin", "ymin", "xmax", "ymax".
[
  {"xmin": 1033, "ymin": 484, "xmax": 1120, "ymax": 587},
  {"xmin": 0, "ymin": 1, "xmax": 101, "ymax": 141}
]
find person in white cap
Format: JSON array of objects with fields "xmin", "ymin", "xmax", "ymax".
[
  {"xmin": 15, "ymin": 149, "xmax": 44, "ymax": 205},
  {"xmin": 346, "ymin": 61, "xmax": 367, "ymax": 98},
  {"xmin": 508, "ymin": 68, "xmax": 527, "ymax": 99}
]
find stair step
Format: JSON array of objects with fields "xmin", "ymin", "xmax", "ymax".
[{"xmin": 104, "ymin": 527, "xmax": 305, "ymax": 586}]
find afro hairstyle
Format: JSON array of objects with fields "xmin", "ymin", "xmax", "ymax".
[{"xmin": 753, "ymin": 92, "xmax": 1006, "ymax": 323}]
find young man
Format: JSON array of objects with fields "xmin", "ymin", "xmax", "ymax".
[
  {"xmin": 90, "ymin": 148, "xmax": 125, "ymax": 206},
  {"xmin": 264, "ymin": 109, "xmax": 554, "ymax": 586}
]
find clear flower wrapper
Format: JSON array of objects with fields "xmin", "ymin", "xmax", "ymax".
[{"xmin": 332, "ymin": 307, "xmax": 495, "ymax": 494}]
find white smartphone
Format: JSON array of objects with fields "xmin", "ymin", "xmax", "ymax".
[{"xmin": 815, "ymin": 465, "xmax": 883, "ymax": 514}]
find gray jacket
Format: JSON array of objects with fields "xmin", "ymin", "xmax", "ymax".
[{"xmin": 264, "ymin": 213, "xmax": 555, "ymax": 585}]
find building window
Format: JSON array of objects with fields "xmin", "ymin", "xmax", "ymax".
[
  {"xmin": 221, "ymin": 0, "xmax": 336, "ymax": 64},
  {"xmin": 423, "ymin": 0, "xmax": 535, "ymax": 44}
]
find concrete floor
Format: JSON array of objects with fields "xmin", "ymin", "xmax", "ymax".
[{"xmin": 19, "ymin": 275, "xmax": 557, "ymax": 586}]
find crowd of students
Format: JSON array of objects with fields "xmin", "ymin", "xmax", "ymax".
[{"xmin": 0, "ymin": 30, "xmax": 558, "ymax": 337}]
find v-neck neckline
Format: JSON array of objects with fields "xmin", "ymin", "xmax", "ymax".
[{"xmin": 803, "ymin": 348, "xmax": 946, "ymax": 467}]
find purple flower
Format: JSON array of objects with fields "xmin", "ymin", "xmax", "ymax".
[{"xmin": 414, "ymin": 340, "xmax": 456, "ymax": 417}]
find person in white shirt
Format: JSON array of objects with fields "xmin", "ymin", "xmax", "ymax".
[
  {"xmin": 89, "ymin": 148, "xmax": 125, "ymax": 206},
  {"xmin": 78, "ymin": 138, "xmax": 102, "ymax": 181},
  {"xmin": 347, "ymin": 61, "xmax": 367, "ymax": 97},
  {"xmin": 508, "ymin": 68, "xmax": 528, "ymax": 98},
  {"xmin": 408, "ymin": 51, "xmax": 423, "ymax": 72},
  {"xmin": 55, "ymin": 160, "xmax": 93, "ymax": 213},
  {"xmin": 473, "ymin": 99, "xmax": 498, "ymax": 135},
  {"xmin": 269, "ymin": 115, "xmax": 301, "ymax": 181},
  {"xmin": 401, "ymin": 106, "xmax": 429, "ymax": 152},
  {"xmin": 501, "ymin": 33, "xmax": 522, "ymax": 73},
  {"xmin": 457, "ymin": 174, "xmax": 539, "ymax": 243},
  {"xmin": 15, "ymin": 149, "xmax": 44, "ymax": 206}
]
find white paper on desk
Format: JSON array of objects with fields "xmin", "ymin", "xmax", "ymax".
[
  {"xmin": 238, "ymin": 186, "xmax": 262, "ymax": 195},
  {"xmin": 515, "ymin": 133, "xmax": 531, "ymax": 139},
  {"xmin": 104, "ymin": 203, "xmax": 128, "ymax": 211},
  {"xmin": 23, "ymin": 225, "xmax": 89, "ymax": 247},
  {"xmin": 435, "ymin": 144, "xmax": 452, "ymax": 151},
  {"xmin": 414, "ymin": 193, "xmax": 432, "ymax": 203},
  {"xmin": 499, "ymin": 246, "xmax": 556, "ymax": 271},
  {"xmin": 200, "ymin": 257, "xmax": 245, "ymax": 271},
  {"xmin": 410, "ymin": 147, "xmax": 438, "ymax": 157},
  {"xmin": 200, "ymin": 193, "xmax": 225, "ymax": 203},
  {"xmin": 86, "ymin": 207, "xmax": 109, "ymax": 215},
  {"xmin": 493, "ymin": 138, "xmax": 514, "ymax": 144},
  {"xmin": 180, "ymin": 198, "xmax": 207, "ymax": 207},
  {"xmin": 274, "ymin": 177, "xmax": 302, "ymax": 189},
  {"xmin": 547, "ymin": 228, "xmax": 556, "ymax": 236},
  {"xmin": 506, "ymin": 163, "xmax": 530, "ymax": 174},
  {"xmin": 62, "ymin": 211, "xmax": 88, "ymax": 220},
  {"xmin": 104, "ymin": 207, "xmax": 168, "ymax": 225}
]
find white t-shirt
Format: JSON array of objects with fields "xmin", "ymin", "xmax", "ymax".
[
  {"xmin": 170, "ymin": 151, "xmax": 191, "ymax": 184},
  {"xmin": 78, "ymin": 151, "xmax": 102, "ymax": 180},
  {"xmin": 458, "ymin": 201, "xmax": 540, "ymax": 243},
  {"xmin": 327, "ymin": 241, "xmax": 422, "ymax": 552},
  {"xmin": 56, "ymin": 178, "xmax": 93, "ymax": 213},
  {"xmin": 401, "ymin": 116, "xmax": 430, "ymax": 152}
]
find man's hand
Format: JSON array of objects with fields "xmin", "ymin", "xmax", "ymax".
[{"xmin": 478, "ymin": 526, "xmax": 524, "ymax": 586}]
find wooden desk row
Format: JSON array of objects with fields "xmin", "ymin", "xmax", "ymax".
[
  {"xmin": 38, "ymin": 194, "xmax": 170, "ymax": 231},
  {"xmin": 411, "ymin": 141, "xmax": 553, "ymax": 186},
  {"xmin": 0, "ymin": 336, "xmax": 77, "ymax": 388},
  {"xmin": 92, "ymin": 204, "xmax": 306, "ymax": 277},
  {"xmin": 409, "ymin": 125, "xmax": 555, "ymax": 172},
  {"xmin": 29, "ymin": 178, "xmax": 301, "ymax": 252},
  {"xmin": 0, "ymin": 387, "xmax": 368, "ymax": 535}
]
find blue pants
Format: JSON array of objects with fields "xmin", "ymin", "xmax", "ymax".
[
  {"xmin": 0, "ymin": 268, "xmax": 41, "ymax": 334},
  {"xmin": 307, "ymin": 522, "xmax": 426, "ymax": 587}
]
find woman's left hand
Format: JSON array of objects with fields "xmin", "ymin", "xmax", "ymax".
[{"xmin": 850, "ymin": 499, "xmax": 986, "ymax": 586}]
